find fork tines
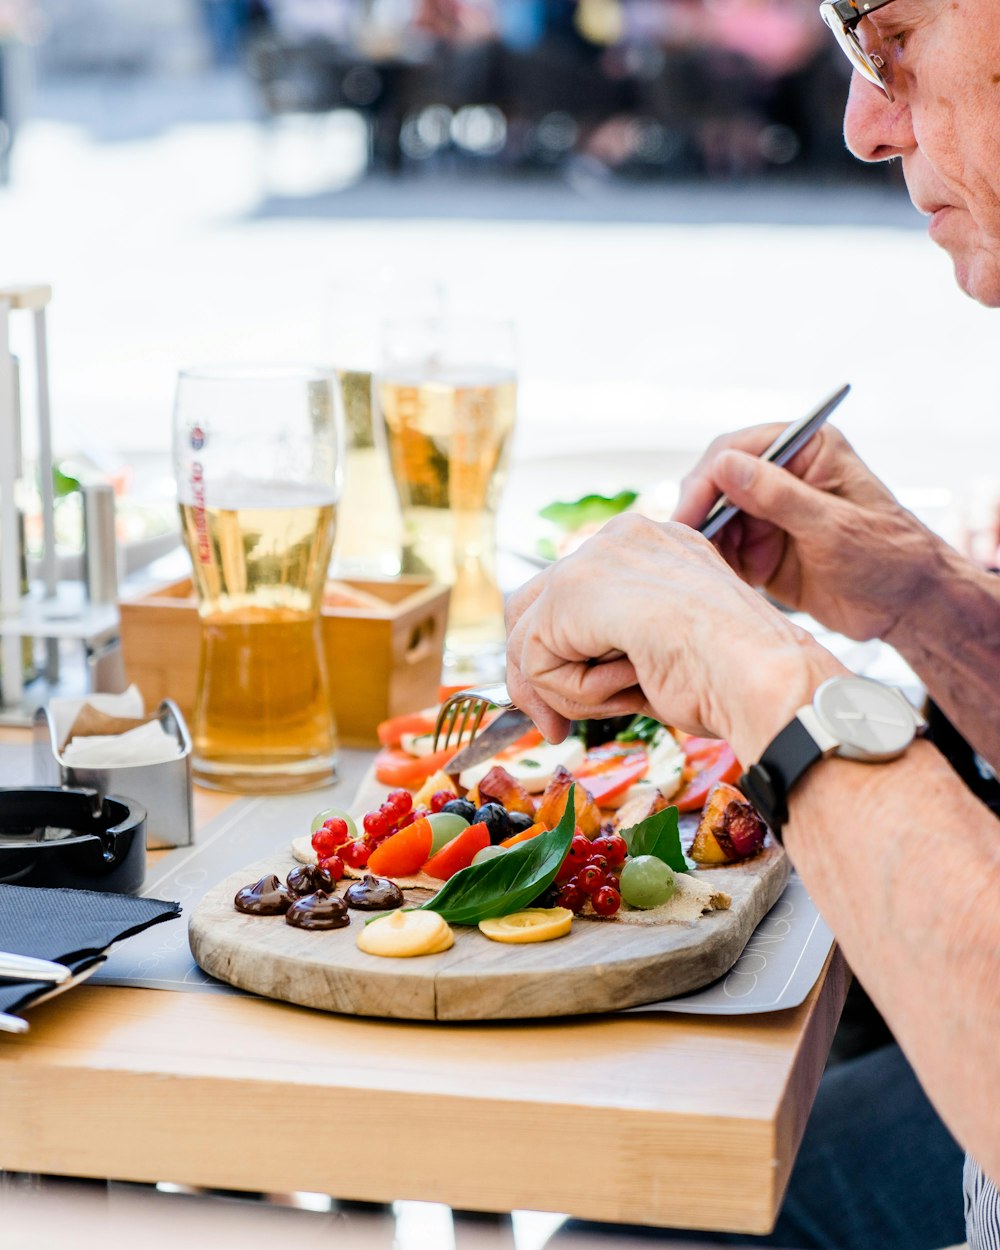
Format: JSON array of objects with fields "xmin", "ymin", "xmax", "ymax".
[{"xmin": 432, "ymin": 683, "xmax": 512, "ymax": 752}]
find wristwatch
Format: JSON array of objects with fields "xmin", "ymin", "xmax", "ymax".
[{"xmin": 739, "ymin": 675, "xmax": 927, "ymax": 839}]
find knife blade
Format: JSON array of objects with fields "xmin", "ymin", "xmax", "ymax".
[{"xmin": 445, "ymin": 707, "xmax": 533, "ymax": 777}]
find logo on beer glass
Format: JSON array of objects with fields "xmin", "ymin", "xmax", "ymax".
[{"xmin": 190, "ymin": 424, "xmax": 206, "ymax": 451}]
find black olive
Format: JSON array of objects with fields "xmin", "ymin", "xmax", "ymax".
[
  {"xmin": 441, "ymin": 797, "xmax": 477, "ymax": 823},
  {"xmin": 475, "ymin": 802, "xmax": 511, "ymax": 845},
  {"xmin": 506, "ymin": 811, "xmax": 534, "ymax": 835}
]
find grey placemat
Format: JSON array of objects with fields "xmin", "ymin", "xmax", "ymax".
[{"xmin": 625, "ymin": 872, "xmax": 834, "ymax": 1015}]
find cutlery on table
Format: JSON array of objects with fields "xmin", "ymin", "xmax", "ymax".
[{"xmin": 0, "ymin": 952, "xmax": 72, "ymax": 984}]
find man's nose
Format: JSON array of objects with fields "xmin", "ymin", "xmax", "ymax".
[{"xmin": 843, "ymin": 73, "xmax": 915, "ymax": 162}]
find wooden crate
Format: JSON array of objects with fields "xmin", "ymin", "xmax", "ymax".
[{"xmin": 118, "ymin": 577, "xmax": 450, "ymax": 748}]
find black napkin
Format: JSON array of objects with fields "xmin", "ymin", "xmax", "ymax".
[{"xmin": 0, "ymin": 883, "xmax": 180, "ymax": 1018}]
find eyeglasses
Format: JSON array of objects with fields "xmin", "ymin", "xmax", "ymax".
[{"xmin": 820, "ymin": 0, "xmax": 899, "ymax": 100}]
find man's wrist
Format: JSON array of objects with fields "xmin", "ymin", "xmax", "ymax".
[{"xmin": 723, "ymin": 641, "xmax": 849, "ymax": 769}]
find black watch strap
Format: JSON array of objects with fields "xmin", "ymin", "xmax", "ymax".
[{"xmin": 738, "ymin": 716, "xmax": 824, "ymax": 840}]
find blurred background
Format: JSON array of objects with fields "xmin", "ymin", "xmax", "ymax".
[{"xmin": 1, "ymin": 0, "xmax": 997, "ymax": 582}]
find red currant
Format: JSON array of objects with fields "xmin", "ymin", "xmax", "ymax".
[
  {"xmin": 568, "ymin": 833, "xmax": 592, "ymax": 861},
  {"xmin": 556, "ymin": 882, "xmax": 586, "ymax": 913},
  {"xmin": 591, "ymin": 885, "xmax": 622, "ymax": 917},
  {"xmin": 577, "ymin": 864, "xmax": 606, "ymax": 895},
  {"xmin": 586, "ymin": 853, "xmax": 609, "ymax": 875},
  {"xmin": 317, "ymin": 854, "xmax": 345, "ymax": 881},
  {"xmin": 311, "ymin": 828, "xmax": 341, "ymax": 858},
  {"xmin": 322, "ymin": 816, "xmax": 350, "ymax": 844},
  {"xmin": 363, "ymin": 810, "xmax": 386, "ymax": 838},
  {"xmin": 429, "ymin": 790, "xmax": 454, "ymax": 813},
  {"xmin": 340, "ymin": 839, "xmax": 370, "ymax": 869},
  {"xmin": 385, "ymin": 789, "xmax": 413, "ymax": 819},
  {"xmin": 592, "ymin": 833, "xmax": 627, "ymax": 868}
]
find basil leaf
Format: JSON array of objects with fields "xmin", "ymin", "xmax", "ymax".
[
  {"xmin": 419, "ymin": 793, "xmax": 576, "ymax": 926},
  {"xmin": 619, "ymin": 805, "xmax": 687, "ymax": 873},
  {"xmin": 538, "ymin": 490, "xmax": 638, "ymax": 532}
]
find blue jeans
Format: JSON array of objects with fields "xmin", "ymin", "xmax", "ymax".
[{"xmin": 550, "ymin": 1044, "xmax": 967, "ymax": 1250}]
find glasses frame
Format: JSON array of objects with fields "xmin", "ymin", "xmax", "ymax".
[{"xmin": 820, "ymin": 0, "xmax": 899, "ymax": 100}]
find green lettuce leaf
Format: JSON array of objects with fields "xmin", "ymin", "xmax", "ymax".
[{"xmin": 538, "ymin": 490, "xmax": 638, "ymax": 532}]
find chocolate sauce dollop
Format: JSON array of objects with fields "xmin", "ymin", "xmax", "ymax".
[
  {"xmin": 344, "ymin": 874, "xmax": 405, "ymax": 911},
  {"xmin": 286, "ymin": 890, "xmax": 350, "ymax": 931},
  {"xmin": 234, "ymin": 874, "xmax": 291, "ymax": 916}
]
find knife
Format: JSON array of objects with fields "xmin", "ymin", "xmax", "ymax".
[
  {"xmin": 0, "ymin": 952, "xmax": 72, "ymax": 984},
  {"xmin": 445, "ymin": 707, "xmax": 533, "ymax": 777}
]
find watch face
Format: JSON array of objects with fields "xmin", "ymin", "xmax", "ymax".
[{"xmin": 814, "ymin": 677, "xmax": 917, "ymax": 760}]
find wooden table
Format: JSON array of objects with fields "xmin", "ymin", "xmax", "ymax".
[{"xmin": 0, "ymin": 728, "xmax": 848, "ymax": 1237}]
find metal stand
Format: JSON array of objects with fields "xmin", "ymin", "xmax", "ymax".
[{"xmin": 0, "ymin": 283, "xmax": 123, "ymax": 724}]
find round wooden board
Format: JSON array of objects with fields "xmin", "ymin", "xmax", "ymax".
[{"xmin": 189, "ymin": 843, "xmax": 790, "ymax": 1022}]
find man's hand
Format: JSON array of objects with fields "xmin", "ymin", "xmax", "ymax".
[
  {"xmin": 673, "ymin": 423, "xmax": 944, "ymax": 644},
  {"xmin": 505, "ymin": 514, "xmax": 842, "ymax": 761}
]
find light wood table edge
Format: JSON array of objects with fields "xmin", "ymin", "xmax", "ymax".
[{"xmin": 0, "ymin": 949, "xmax": 848, "ymax": 1235}]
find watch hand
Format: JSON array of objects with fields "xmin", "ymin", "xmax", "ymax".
[
  {"xmin": 864, "ymin": 713, "xmax": 908, "ymax": 728},
  {"xmin": 832, "ymin": 710, "xmax": 864, "ymax": 721}
]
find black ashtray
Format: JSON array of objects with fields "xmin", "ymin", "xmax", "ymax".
[{"xmin": 0, "ymin": 787, "xmax": 147, "ymax": 894}]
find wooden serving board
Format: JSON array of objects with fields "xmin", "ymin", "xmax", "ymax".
[{"xmin": 189, "ymin": 771, "xmax": 790, "ymax": 1021}]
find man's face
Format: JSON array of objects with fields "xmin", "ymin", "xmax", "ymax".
[{"xmin": 843, "ymin": 0, "xmax": 1000, "ymax": 305}]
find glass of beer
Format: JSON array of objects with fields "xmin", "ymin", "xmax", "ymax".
[
  {"xmin": 172, "ymin": 365, "xmax": 342, "ymax": 793},
  {"xmin": 376, "ymin": 317, "xmax": 517, "ymax": 681}
]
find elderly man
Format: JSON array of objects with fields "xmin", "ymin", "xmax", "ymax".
[{"xmin": 508, "ymin": 2, "xmax": 1000, "ymax": 1248}]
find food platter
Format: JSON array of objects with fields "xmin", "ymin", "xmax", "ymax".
[{"xmin": 189, "ymin": 769, "xmax": 789, "ymax": 1022}]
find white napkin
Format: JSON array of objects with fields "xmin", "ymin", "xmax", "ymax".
[
  {"xmin": 49, "ymin": 686, "xmax": 146, "ymax": 751},
  {"xmin": 51, "ymin": 686, "xmax": 183, "ymax": 769},
  {"xmin": 62, "ymin": 719, "xmax": 183, "ymax": 769}
]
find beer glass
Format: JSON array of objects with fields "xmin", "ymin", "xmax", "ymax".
[
  {"xmin": 375, "ymin": 317, "xmax": 517, "ymax": 681},
  {"xmin": 172, "ymin": 365, "xmax": 342, "ymax": 793}
]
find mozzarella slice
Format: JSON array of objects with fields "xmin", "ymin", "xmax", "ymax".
[
  {"xmin": 460, "ymin": 737, "xmax": 586, "ymax": 793},
  {"xmin": 618, "ymin": 731, "xmax": 684, "ymax": 806}
]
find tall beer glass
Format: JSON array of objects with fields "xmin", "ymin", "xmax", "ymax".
[
  {"xmin": 172, "ymin": 366, "xmax": 342, "ymax": 793},
  {"xmin": 376, "ymin": 318, "xmax": 516, "ymax": 681}
]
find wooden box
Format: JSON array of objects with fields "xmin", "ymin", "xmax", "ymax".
[{"xmin": 118, "ymin": 577, "xmax": 450, "ymax": 748}]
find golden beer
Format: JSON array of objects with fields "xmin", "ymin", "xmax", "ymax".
[
  {"xmin": 179, "ymin": 487, "xmax": 338, "ymax": 792},
  {"xmin": 377, "ymin": 368, "xmax": 516, "ymax": 668},
  {"xmin": 332, "ymin": 369, "xmax": 402, "ymax": 577}
]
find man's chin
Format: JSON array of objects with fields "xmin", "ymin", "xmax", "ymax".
[{"xmin": 949, "ymin": 254, "xmax": 1000, "ymax": 307}]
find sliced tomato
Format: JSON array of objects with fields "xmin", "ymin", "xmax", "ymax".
[
  {"xmin": 423, "ymin": 821, "xmax": 491, "ymax": 880},
  {"xmin": 574, "ymin": 745, "xmax": 648, "ymax": 806},
  {"xmin": 368, "ymin": 817, "xmax": 434, "ymax": 878},
  {"xmin": 373, "ymin": 745, "xmax": 458, "ymax": 789},
  {"xmin": 673, "ymin": 737, "xmax": 742, "ymax": 812},
  {"xmin": 376, "ymin": 711, "xmax": 437, "ymax": 749}
]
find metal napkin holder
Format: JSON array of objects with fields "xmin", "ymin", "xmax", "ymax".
[{"xmin": 32, "ymin": 699, "xmax": 195, "ymax": 849}]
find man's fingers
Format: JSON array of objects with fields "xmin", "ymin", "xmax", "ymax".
[
  {"xmin": 714, "ymin": 449, "xmax": 835, "ymax": 537},
  {"xmin": 673, "ymin": 424, "xmax": 789, "ymax": 527},
  {"xmin": 505, "ymin": 660, "xmax": 572, "ymax": 744}
]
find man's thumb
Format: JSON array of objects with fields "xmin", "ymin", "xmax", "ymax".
[{"xmin": 715, "ymin": 449, "xmax": 829, "ymax": 533}]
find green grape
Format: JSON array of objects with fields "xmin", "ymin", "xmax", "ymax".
[
  {"xmin": 309, "ymin": 807, "xmax": 358, "ymax": 840},
  {"xmin": 427, "ymin": 811, "xmax": 470, "ymax": 854},
  {"xmin": 619, "ymin": 855, "xmax": 676, "ymax": 909},
  {"xmin": 472, "ymin": 845, "xmax": 508, "ymax": 866}
]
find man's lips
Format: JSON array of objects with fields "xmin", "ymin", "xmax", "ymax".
[{"xmin": 926, "ymin": 205, "xmax": 956, "ymax": 238}]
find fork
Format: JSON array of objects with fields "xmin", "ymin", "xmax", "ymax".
[{"xmin": 432, "ymin": 683, "xmax": 514, "ymax": 752}]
